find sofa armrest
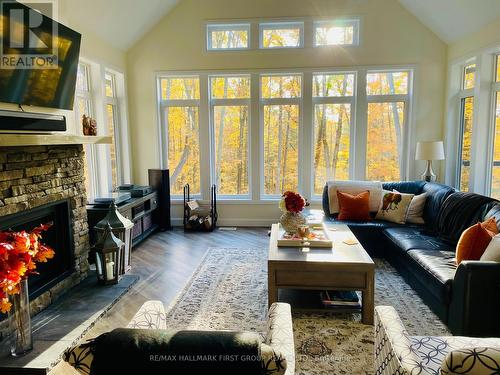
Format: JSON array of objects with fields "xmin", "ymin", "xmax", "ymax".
[
  {"xmin": 126, "ymin": 300, "xmax": 166, "ymax": 329},
  {"xmin": 450, "ymin": 261, "xmax": 500, "ymax": 336},
  {"xmin": 375, "ymin": 306, "xmax": 434, "ymax": 375},
  {"xmin": 441, "ymin": 347, "xmax": 500, "ymax": 374},
  {"xmin": 265, "ymin": 303, "xmax": 295, "ymax": 375}
]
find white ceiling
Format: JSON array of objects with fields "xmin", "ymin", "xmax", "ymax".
[
  {"xmin": 398, "ymin": 0, "xmax": 500, "ymax": 44},
  {"xmin": 59, "ymin": 0, "xmax": 179, "ymax": 51}
]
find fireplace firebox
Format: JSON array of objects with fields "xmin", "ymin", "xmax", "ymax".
[{"xmin": 0, "ymin": 200, "xmax": 74, "ymax": 299}]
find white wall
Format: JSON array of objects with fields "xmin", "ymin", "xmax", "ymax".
[{"xmin": 125, "ymin": 0, "xmax": 448, "ymax": 226}]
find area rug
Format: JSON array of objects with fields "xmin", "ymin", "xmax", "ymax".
[{"xmin": 163, "ymin": 248, "xmax": 450, "ymax": 375}]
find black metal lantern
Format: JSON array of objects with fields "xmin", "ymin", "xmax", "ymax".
[
  {"xmin": 95, "ymin": 202, "xmax": 133, "ymax": 275},
  {"xmin": 94, "ymin": 223, "xmax": 123, "ymax": 285}
]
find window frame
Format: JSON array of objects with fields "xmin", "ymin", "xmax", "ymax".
[
  {"xmin": 259, "ymin": 73, "xmax": 303, "ymax": 199},
  {"xmin": 313, "ymin": 19, "xmax": 360, "ymax": 47},
  {"xmin": 365, "ymin": 69, "xmax": 412, "ymax": 182},
  {"xmin": 487, "ymin": 54, "xmax": 500, "ymax": 197},
  {"xmin": 259, "ymin": 22, "xmax": 304, "ymax": 49},
  {"xmin": 311, "ymin": 71, "xmax": 357, "ymax": 197},
  {"xmin": 104, "ymin": 70, "xmax": 122, "ymax": 190},
  {"xmin": 455, "ymin": 61, "xmax": 476, "ymax": 191},
  {"xmin": 206, "ymin": 23, "xmax": 251, "ymax": 51},
  {"xmin": 155, "ymin": 67, "xmax": 415, "ymax": 203},
  {"xmin": 157, "ymin": 74, "xmax": 203, "ymax": 198},
  {"xmin": 208, "ymin": 74, "xmax": 252, "ymax": 199}
]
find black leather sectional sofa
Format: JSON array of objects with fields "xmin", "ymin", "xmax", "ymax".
[{"xmin": 322, "ymin": 181, "xmax": 500, "ymax": 337}]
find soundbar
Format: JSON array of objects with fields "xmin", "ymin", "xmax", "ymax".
[{"xmin": 0, "ymin": 110, "xmax": 67, "ymax": 132}]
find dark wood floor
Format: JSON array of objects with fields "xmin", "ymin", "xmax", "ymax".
[{"xmin": 80, "ymin": 227, "xmax": 269, "ymax": 338}]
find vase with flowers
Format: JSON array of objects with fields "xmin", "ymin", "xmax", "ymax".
[
  {"xmin": 279, "ymin": 191, "xmax": 309, "ymax": 234},
  {"xmin": 0, "ymin": 223, "xmax": 55, "ymax": 356}
]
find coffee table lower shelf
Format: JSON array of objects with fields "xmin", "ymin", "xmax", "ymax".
[{"xmin": 277, "ymin": 289, "xmax": 363, "ymax": 314}]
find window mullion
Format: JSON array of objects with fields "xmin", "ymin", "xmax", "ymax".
[{"xmin": 199, "ymin": 74, "xmax": 210, "ymax": 201}]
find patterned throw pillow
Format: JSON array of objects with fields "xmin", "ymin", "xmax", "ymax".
[
  {"xmin": 375, "ymin": 191, "xmax": 414, "ymax": 224},
  {"xmin": 394, "ymin": 190, "xmax": 427, "ymax": 225}
]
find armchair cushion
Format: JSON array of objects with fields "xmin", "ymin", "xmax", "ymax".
[{"xmin": 441, "ymin": 347, "xmax": 500, "ymax": 374}]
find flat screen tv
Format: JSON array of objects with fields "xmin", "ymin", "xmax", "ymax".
[{"xmin": 0, "ymin": 0, "xmax": 81, "ymax": 110}]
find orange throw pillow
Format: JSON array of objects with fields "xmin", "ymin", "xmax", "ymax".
[
  {"xmin": 337, "ymin": 190, "xmax": 371, "ymax": 221},
  {"xmin": 456, "ymin": 221, "xmax": 495, "ymax": 264}
]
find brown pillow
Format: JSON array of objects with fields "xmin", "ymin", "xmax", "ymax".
[
  {"xmin": 456, "ymin": 221, "xmax": 496, "ymax": 264},
  {"xmin": 336, "ymin": 190, "xmax": 371, "ymax": 221},
  {"xmin": 482, "ymin": 217, "xmax": 499, "ymax": 234}
]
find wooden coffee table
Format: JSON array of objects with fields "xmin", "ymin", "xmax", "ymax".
[{"xmin": 268, "ymin": 223, "xmax": 375, "ymax": 324}]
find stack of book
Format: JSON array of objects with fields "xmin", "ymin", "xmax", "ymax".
[{"xmin": 320, "ymin": 290, "xmax": 361, "ymax": 309}]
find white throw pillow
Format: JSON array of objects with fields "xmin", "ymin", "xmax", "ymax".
[
  {"xmin": 327, "ymin": 180, "xmax": 383, "ymax": 214},
  {"xmin": 375, "ymin": 190, "xmax": 414, "ymax": 224},
  {"xmin": 394, "ymin": 190, "xmax": 427, "ymax": 225},
  {"xmin": 481, "ymin": 233, "xmax": 500, "ymax": 262}
]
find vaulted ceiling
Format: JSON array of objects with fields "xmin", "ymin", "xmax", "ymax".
[
  {"xmin": 55, "ymin": 0, "xmax": 500, "ymax": 51},
  {"xmin": 398, "ymin": 0, "xmax": 500, "ymax": 44}
]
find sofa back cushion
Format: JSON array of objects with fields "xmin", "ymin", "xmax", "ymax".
[
  {"xmin": 436, "ymin": 192, "xmax": 497, "ymax": 244},
  {"xmin": 421, "ymin": 182, "xmax": 456, "ymax": 229},
  {"xmin": 382, "ymin": 181, "xmax": 425, "ymax": 195},
  {"xmin": 484, "ymin": 203, "xmax": 500, "ymax": 229}
]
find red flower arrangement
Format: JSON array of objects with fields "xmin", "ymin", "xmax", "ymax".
[
  {"xmin": 0, "ymin": 223, "xmax": 55, "ymax": 313},
  {"xmin": 280, "ymin": 191, "xmax": 308, "ymax": 213}
]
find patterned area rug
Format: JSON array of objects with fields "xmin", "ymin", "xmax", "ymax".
[{"xmin": 163, "ymin": 248, "xmax": 450, "ymax": 375}]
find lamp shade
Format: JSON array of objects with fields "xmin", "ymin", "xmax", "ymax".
[{"xmin": 415, "ymin": 141, "xmax": 445, "ymax": 161}]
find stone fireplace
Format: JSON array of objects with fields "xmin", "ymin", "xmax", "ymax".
[{"xmin": 0, "ymin": 144, "xmax": 90, "ymax": 322}]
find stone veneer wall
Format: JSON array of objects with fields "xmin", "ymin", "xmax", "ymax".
[{"xmin": 0, "ymin": 144, "xmax": 90, "ymax": 316}]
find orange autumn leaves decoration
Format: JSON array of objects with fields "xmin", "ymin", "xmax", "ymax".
[{"xmin": 0, "ymin": 223, "xmax": 55, "ymax": 313}]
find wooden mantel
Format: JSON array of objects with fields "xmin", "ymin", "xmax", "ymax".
[{"xmin": 0, "ymin": 133, "xmax": 112, "ymax": 147}]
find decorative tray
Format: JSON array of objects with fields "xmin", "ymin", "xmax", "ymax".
[{"xmin": 277, "ymin": 223, "xmax": 333, "ymax": 248}]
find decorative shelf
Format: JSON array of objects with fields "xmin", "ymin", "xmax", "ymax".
[{"xmin": 0, "ymin": 134, "xmax": 112, "ymax": 147}]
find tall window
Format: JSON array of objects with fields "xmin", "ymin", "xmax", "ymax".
[
  {"xmin": 260, "ymin": 22, "xmax": 304, "ymax": 49},
  {"xmin": 159, "ymin": 76, "xmax": 201, "ymax": 195},
  {"xmin": 210, "ymin": 76, "xmax": 250, "ymax": 196},
  {"xmin": 261, "ymin": 74, "xmax": 301, "ymax": 196},
  {"xmin": 104, "ymin": 71, "xmax": 120, "ymax": 189},
  {"xmin": 312, "ymin": 73, "xmax": 354, "ymax": 194},
  {"xmin": 457, "ymin": 63, "xmax": 475, "ymax": 191},
  {"xmin": 490, "ymin": 56, "xmax": 500, "ymax": 198},
  {"xmin": 366, "ymin": 71, "xmax": 409, "ymax": 181},
  {"xmin": 75, "ymin": 63, "xmax": 95, "ymax": 199},
  {"xmin": 313, "ymin": 20, "xmax": 359, "ymax": 46},
  {"xmin": 207, "ymin": 24, "xmax": 250, "ymax": 50}
]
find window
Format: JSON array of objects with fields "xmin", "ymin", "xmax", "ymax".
[
  {"xmin": 261, "ymin": 74, "xmax": 301, "ymax": 196},
  {"xmin": 490, "ymin": 56, "xmax": 500, "ymax": 198},
  {"xmin": 314, "ymin": 20, "xmax": 359, "ymax": 46},
  {"xmin": 159, "ymin": 76, "xmax": 201, "ymax": 195},
  {"xmin": 207, "ymin": 24, "xmax": 250, "ymax": 50},
  {"xmin": 156, "ymin": 68, "xmax": 414, "ymax": 201},
  {"xmin": 458, "ymin": 97, "xmax": 474, "ymax": 191},
  {"xmin": 104, "ymin": 71, "xmax": 120, "ymax": 190},
  {"xmin": 463, "ymin": 64, "xmax": 476, "ymax": 90},
  {"xmin": 312, "ymin": 73, "xmax": 354, "ymax": 194},
  {"xmin": 366, "ymin": 71, "xmax": 409, "ymax": 181},
  {"xmin": 75, "ymin": 63, "xmax": 95, "ymax": 199},
  {"xmin": 260, "ymin": 22, "xmax": 304, "ymax": 49},
  {"xmin": 210, "ymin": 76, "xmax": 251, "ymax": 196}
]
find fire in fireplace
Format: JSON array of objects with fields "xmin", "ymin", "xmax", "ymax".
[{"xmin": 0, "ymin": 200, "xmax": 74, "ymax": 299}]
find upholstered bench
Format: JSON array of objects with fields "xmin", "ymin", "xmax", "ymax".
[
  {"xmin": 64, "ymin": 300, "xmax": 295, "ymax": 375},
  {"xmin": 375, "ymin": 305, "xmax": 500, "ymax": 374}
]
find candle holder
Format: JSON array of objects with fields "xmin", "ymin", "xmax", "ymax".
[{"xmin": 94, "ymin": 223, "xmax": 123, "ymax": 285}]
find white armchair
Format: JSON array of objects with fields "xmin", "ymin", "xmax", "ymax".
[{"xmin": 375, "ymin": 305, "xmax": 500, "ymax": 375}]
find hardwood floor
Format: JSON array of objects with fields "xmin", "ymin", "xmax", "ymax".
[{"xmin": 79, "ymin": 227, "xmax": 269, "ymax": 339}]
